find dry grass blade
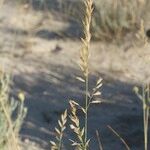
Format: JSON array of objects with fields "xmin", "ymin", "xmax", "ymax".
[
  {"xmin": 96, "ymin": 130, "xmax": 103, "ymax": 150},
  {"xmin": 107, "ymin": 125, "xmax": 130, "ymax": 150}
]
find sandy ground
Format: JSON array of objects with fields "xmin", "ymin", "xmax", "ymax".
[{"xmin": 0, "ymin": 2, "xmax": 150, "ymax": 150}]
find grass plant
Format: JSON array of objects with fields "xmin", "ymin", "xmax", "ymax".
[
  {"xmin": 0, "ymin": 70, "xmax": 27, "ymax": 150},
  {"xmin": 51, "ymin": 0, "xmax": 102, "ymax": 149},
  {"xmin": 50, "ymin": 0, "xmax": 150, "ymax": 150},
  {"xmin": 50, "ymin": 0, "xmax": 149, "ymax": 41},
  {"xmin": 134, "ymin": 84, "xmax": 150, "ymax": 150},
  {"xmin": 69, "ymin": 0, "xmax": 102, "ymax": 149},
  {"xmin": 134, "ymin": 20, "xmax": 150, "ymax": 150},
  {"xmin": 2, "ymin": 0, "xmax": 150, "ymax": 150}
]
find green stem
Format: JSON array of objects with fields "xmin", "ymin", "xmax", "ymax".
[
  {"xmin": 143, "ymin": 85, "xmax": 147, "ymax": 150},
  {"xmin": 84, "ymin": 75, "xmax": 89, "ymax": 149},
  {"xmin": 143, "ymin": 105, "xmax": 149, "ymax": 150},
  {"xmin": 58, "ymin": 134, "xmax": 62, "ymax": 150},
  {"xmin": 143, "ymin": 85, "xmax": 149, "ymax": 150},
  {"xmin": 143, "ymin": 104, "xmax": 147, "ymax": 150}
]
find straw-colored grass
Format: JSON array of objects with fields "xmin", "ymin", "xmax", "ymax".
[
  {"xmin": 55, "ymin": 0, "xmax": 149, "ymax": 41},
  {"xmin": 49, "ymin": 0, "xmax": 150, "ymax": 150},
  {"xmin": 0, "ymin": 70, "xmax": 27, "ymax": 150},
  {"xmin": 133, "ymin": 22, "xmax": 150, "ymax": 150},
  {"xmin": 51, "ymin": 0, "xmax": 102, "ymax": 149},
  {"xmin": 134, "ymin": 84, "xmax": 150, "ymax": 150},
  {"xmin": 92, "ymin": 0, "xmax": 149, "ymax": 41},
  {"xmin": 69, "ymin": 0, "xmax": 102, "ymax": 149},
  {"xmin": 50, "ymin": 110, "xmax": 67, "ymax": 150}
]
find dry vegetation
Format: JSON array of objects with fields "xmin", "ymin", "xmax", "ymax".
[
  {"xmin": 0, "ymin": 70, "xmax": 26, "ymax": 150},
  {"xmin": 0, "ymin": 0, "xmax": 150, "ymax": 150},
  {"xmin": 92, "ymin": 0, "xmax": 149, "ymax": 41},
  {"xmin": 51, "ymin": 0, "xmax": 150, "ymax": 150},
  {"xmin": 51, "ymin": 0, "xmax": 150, "ymax": 41}
]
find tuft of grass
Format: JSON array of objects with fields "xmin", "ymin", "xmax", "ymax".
[
  {"xmin": 48, "ymin": 0, "xmax": 150, "ymax": 42},
  {"xmin": 0, "ymin": 70, "xmax": 27, "ymax": 150},
  {"xmin": 92, "ymin": 0, "xmax": 149, "ymax": 41},
  {"xmin": 54, "ymin": 0, "xmax": 149, "ymax": 41}
]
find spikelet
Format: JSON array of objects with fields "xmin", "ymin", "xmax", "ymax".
[
  {"xmin": 50, "ymin": 110, "xmax": 67, "ymax": 150},
  {"xmin": 69, "ymin": 100, "xmax": 87, "ymax": 150}
]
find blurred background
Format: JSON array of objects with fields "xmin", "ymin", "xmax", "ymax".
[{"xmin": 0, "ymin": 0, "xmax": 150, "ymax": 149}]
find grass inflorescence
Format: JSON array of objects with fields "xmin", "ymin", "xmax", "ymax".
[
  {"xmin": 51, "ymin": 0, "xmax": 102, "ymax": 149},
  {"xmin": 50, "ymin": 110, "xmax": 67, "ymax": 150}
]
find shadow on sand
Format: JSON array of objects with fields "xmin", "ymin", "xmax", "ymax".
[{"xmin": 12, "ymin": 63, "xmax": 144, "ymax": 150}]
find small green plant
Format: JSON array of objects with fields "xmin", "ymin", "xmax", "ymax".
[{"xmin": 0, "ymin": 70, "xmax": 27, "ymax": 150}]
